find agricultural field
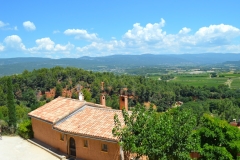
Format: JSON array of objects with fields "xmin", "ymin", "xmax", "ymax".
[
  {"xmin": 221, "ymin": 73, "xmax": 240, "ymax": 89},
  {"xmin": 149, "ymin": 72, "xmax": 240, "ymax": 89},
  {"xmin": 171, "ymin": 74, "xmax": 227, "ymax": 88}
]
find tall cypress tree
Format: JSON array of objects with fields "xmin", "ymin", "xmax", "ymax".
[{"xmin": 7, "ymin": 77, "xmax": 16, "ymax": 128}]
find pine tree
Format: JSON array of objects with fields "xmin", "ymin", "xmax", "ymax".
[{"xmin": 7, "ymin": 77, "xmax": 16, "ymax": 128}]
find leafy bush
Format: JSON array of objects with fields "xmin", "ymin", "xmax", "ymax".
[
  {"xmin": 0, "ymin": 119, "xmax": 8, "ymax": 134},
  {"xmin": 17, "ymin": 119, "xmax": 33, "ymax": 139}
]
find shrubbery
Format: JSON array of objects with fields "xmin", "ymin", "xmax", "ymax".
[{"xmin": 17, "ymin": 119, "xmax": 33, "ymax": 139}]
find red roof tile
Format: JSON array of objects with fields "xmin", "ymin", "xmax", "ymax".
[
  {"xmin": 28, "ymin": 97, "xmax": 85, "ymax": 123},
  {"xmin": 29, "ymin": 96, "xmax": 125, "ymax": 141},
  {"xmin": 53, "ymin": 106, "xmax": 124, "ymax": 141}
]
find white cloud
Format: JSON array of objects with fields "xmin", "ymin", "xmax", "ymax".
[
  {"xmin": 53, "ymin": 30, "xmax": 60, "ymax": 34},
  {"xmin": 23, "ymin": 21, "xmax": 36, "ymax": 31},
  {"xmin": 3, "ymin": 35, "xmax": 26, "ymax": 50},
  {"xmin": 35, "ymin": 38, "xmax": 54, "ymax": 50},
  {"xmin": 193, "ymin": 24, "xmax": 240, "ymax": 45},
  {"xmin": 64, "ymin": 29, "xmax": 99, "ymax": 41},
  {"xmin": 75, "ymin": 22, "xmax": 240, "ymax": 56},
  {"xmin": 196, "ymin": 24, "xmax": 239, "ymax": 37},
  {"xmin": 0, "ymin": 21, "xmax": 9, "ymax": 28},
  {"xmin": 123, "ymin": 18, "xmax": 166, "ymax": 42},
  {"xmin": 76, "ymin": 40, "xmax": 125, "ymax": 56},
  {"xmin": 29, "ymin": 37, "xmax": 74, "ymax": 54},
  {"xmin": 1, "ymin": 35, "xmax": 74, "ymax": 57},
  {"xmin": 0, "ymin": 21, "xmax": 17, "ymax": 30},
  {"xmin": 1, "ymin": 20, "xmax": 240, "ymax": 58},
  {"xmin": 179, "ymin": 27, "xmax": 191, "ymax": 34},
  {"xmin": 0, "ymin": 44, "xmax": 4, "ymax": 51}
]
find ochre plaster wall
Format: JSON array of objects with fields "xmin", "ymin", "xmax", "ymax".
[
  {"xmin": 67, "ymin": 135, "xmax": 120, "ymax": 160},
  {"xmin": 31, "ymin": 118, "xmax": 67, "ymax": 153},
  {"xmin": 31, "ymin": 118, "xmax": 121, "ymax": 159}
]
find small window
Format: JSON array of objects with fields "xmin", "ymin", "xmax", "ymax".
[
  {"xmin": 101, "ymin": 144, "xmax": 108, "ymax": 152},
  {"xmin": 83, "ymin": 140, "xmax": 88, "ymax": 147},
  {"xmin": 60, "ymin": 133, "xmax": 64, "ymax": 141}
]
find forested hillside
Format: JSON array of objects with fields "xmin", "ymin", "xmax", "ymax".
[{"xmin": 1, "ymin": 66, "xmax": 240, "ymax": 123}]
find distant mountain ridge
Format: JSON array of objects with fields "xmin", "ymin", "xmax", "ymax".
[{"xmin": 0, "ymin": 53, "xmax": 240, "ymax": 76}]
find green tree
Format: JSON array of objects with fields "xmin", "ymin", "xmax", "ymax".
[
  {"xmin": 82, "ymin": 89, "xmax": 92, "ymax": 102},
  {"xmin": 196, "ymin": 114, "xmax": 240, "ymax": 159},
  {"xmin": 7, "ymin": 77, "xmax": 16, "ymax": 128},
  {"xmin": 55, "ymin": 83, "xmax": 63, "ymax": 98},
  {"xmin": 22, "ymin": 89, "xmax": 37, "ymax": 108},
  {"xmin": 113, "ymin": 105, "xmax": 197, "ymax": 160},
  {"xmin": 0, "ymin": 86, "xmax": 6, "ymax": 106}
]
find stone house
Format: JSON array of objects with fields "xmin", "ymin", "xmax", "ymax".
[{"xmin": 28, "ymin": 91, "xmax": 129, "ymax": 160}]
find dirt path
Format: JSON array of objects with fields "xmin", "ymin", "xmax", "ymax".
[{"xmin": 225, "ymin": 79, "xmax": 232, "ymax": 88}]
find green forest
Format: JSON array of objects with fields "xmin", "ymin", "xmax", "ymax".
[{"xmin": 1, "ymin": 66, "xmax": 240, "ymax": 159}]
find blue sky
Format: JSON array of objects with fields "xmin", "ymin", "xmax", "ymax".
[{"xmin": 0, "ymin": 0, "xmax": 240, "ymax": 58}]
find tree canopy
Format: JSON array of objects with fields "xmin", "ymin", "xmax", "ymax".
[
  {"xmin": 196, "ymin": 114, "xmax": 240, "ymax": 159},
  {"xmin": 6, "ymin": 77, "xmax": 16, "ymax": 128},
  {"xmin": 113, "ymin": 106, "xmax": 240, "ymax": 160},
  {"xmin": 113, "ymin": 105, "xmax": 198, "ymax": 160}
]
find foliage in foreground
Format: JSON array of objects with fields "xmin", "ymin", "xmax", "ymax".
[
  {"xmin": 113, "ymin": 105, "xmax": 240, "ymax": 160},
  {"xmin": 197, "ymin": 114, "xmax": 240, "ymax": 160},
  {"xmin": 113, "ymin": 105, "xmax": 197, "ymax": 160}
]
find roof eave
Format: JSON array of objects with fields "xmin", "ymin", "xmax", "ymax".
[
  {"xmin": 28, "ymin": 115, "xmax": 53, "ymax": 124},
  {"xmin": 52, "ymin": 127, "xmax": 118, "ymax": 143}
]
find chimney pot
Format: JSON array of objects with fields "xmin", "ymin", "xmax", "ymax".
[
  {"xmin": 100, "ymin": 94, "xmax": 106, "ymax": 106},
  {"xmin": 119, "ymin": 95, "xmax": 128, "ymax": 111}
]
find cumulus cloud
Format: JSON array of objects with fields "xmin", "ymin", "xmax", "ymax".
[
  {"xmin": 23, "ymin": 21, "xmax": 36, "ymax": 31},
  {"xmin": 1, "ymin": 35, "xmax": 75, "ymax": 57},
  {"xmin": 0, "ymin": 44, "xmax": 4, "ymax": 51},
  {"xmin": 0, "ymin": 21, "xmax": 9, "ymax": 28},
  {"xmin": 76, "ymin": 40, "xmax": 125, "ymax": 56},
  {"xmin": 75, "ymin": 21, "xmax": 240, "ymax": 56},
  {"xmin": 179, "ymin": 27, "xmax": 191, "ymax": 34},
  {"xmin": 193, "ymin": 24, "xmax": 240, "ymax": 45},
  {"xmin": 3, "ymin": 35, "xmax": 26, "ymax": 50},
  {"xmin": 1, "ymin": 19, "xmax": 240, "ymax": 58},
  {"xmin": 29, "ymin": 37, "xmax": 74, "ymax": 54},
  {"xmin": 64, "ymin": 29, "xmax": 99, "ymax": 41},
  {"xmin": 124, "ymin": 18, "xmax": 166, "ymax": 42}
]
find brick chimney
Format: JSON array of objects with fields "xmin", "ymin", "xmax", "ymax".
[
  {"xmin": 100, "ymin": 94, "xmax": 106, "ymax": 106},
  {"xmin": 119, "ymin": 95, "xmax": 128, "ymax": 111}
]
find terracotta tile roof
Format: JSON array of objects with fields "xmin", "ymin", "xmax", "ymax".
[
  {"xmin": 28, "ymin": 97, "xmax": 86, "ymax": 123},
  {"xmin": 53, "ymin": 106, "xmax": 124, "ymax": 141}
]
